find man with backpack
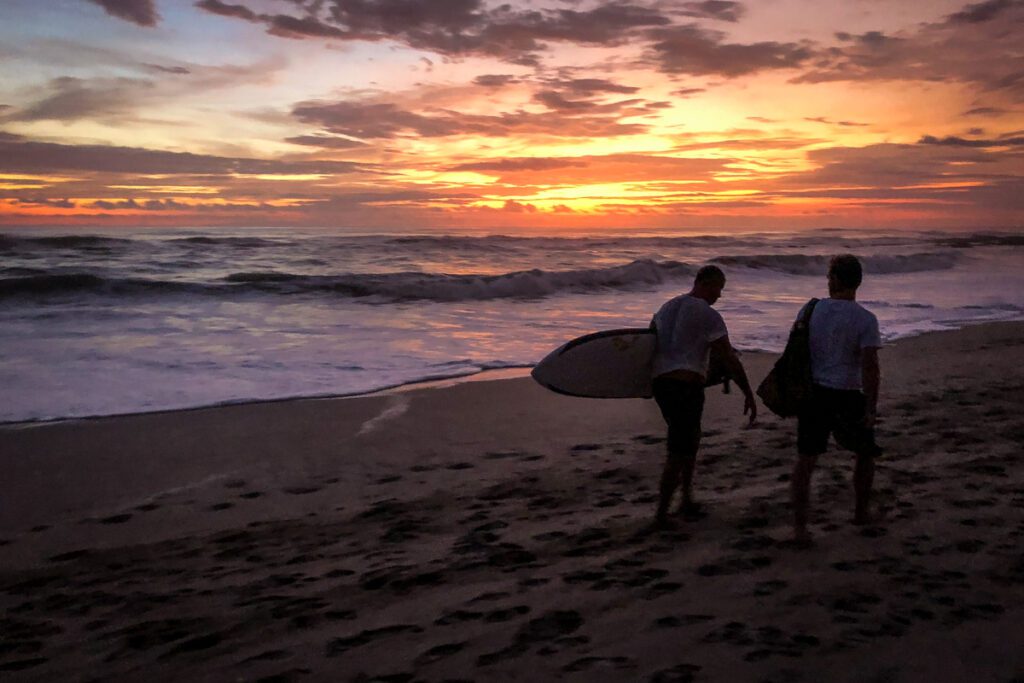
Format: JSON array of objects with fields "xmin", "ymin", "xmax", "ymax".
[{"xmin": 791, "ymin": 254, "xmax": 882, "ymax": 543}]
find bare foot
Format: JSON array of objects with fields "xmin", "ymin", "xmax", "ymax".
[
  {"xmin": 852, "ymin": 511, "xmax": 880, "ymax": 526},
  {"xmin": 651, "ymin": 515, "xmax": 678, "ymax": 531},
  {"xmin": 793, "ymin": 527, "xmax": 814, "ymax": 546},
  {"xmin": 675, "ymin": 501, "xmax": 707, "ymax": 521}
]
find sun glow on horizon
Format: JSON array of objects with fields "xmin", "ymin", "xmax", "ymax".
[{"xmin": 1, "ymin": 0, "xmax": 1021, "ymax": 230}]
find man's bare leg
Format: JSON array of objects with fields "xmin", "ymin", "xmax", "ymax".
[
  {"xmin": 655, "ymin": 452, "xmax": 684, "ymax": 523},
  {"xmin": 791, "ymin": 453, "xmax": 818, "ymax": 541},
  {"xmin": 853, "ymin": 452, "xmax": 875, "ymax": 524},
  {"xmin": 677, "ymin": 452, "xmax": 698, "ymax": 512}
]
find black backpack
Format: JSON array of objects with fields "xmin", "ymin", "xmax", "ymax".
[{"xmin": 756, "ymin": 298, "xmax": 819, "ymax": 417}]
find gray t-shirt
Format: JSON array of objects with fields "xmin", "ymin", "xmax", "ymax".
[
  {"xmin": 799, "ymin": 298, "xmax": 881, "ymax": 390},
  {"xmin": 651, "ymin": 294, "xmax": 728, "ymax": 379}
]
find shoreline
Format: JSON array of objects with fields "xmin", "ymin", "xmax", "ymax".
[
  {"xmin": 5, "ymin": 318, "xmax": 1021, "ymax": 428},
  {"xmin": 2, "ymin": 321, "xmax": 1023, "ymax": 680},
  {"xmin": 0, "ymin": 365, "xmax": 536, "ymax": 430}
]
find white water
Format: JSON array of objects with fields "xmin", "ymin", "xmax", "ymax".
[{"xmin": 1, "ymin": 227, "xmax": 1021, "ymax": 423}]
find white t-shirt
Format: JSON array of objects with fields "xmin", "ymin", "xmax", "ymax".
[
  {"xmin": 799, "ymin": 298, "xmax": 881, "ymax": 390},
  {"xmin": 651, "ymin": 294, "xmax": 728, "ymax": 379}
]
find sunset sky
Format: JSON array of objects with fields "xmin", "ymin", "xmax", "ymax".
[{"xmin": 1, "ymin": 0, "xmax": 1022, "ymax": 230}]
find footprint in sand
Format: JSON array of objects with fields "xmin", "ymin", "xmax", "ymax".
[
  {"xmin": 242, "ymin": 649, "xmax": 292, "ymax": 663},
  {"xmin": 483, "ymin": 450, "xmax": 525, "ymax": 460},
  {"xmin": 324, "ymin": 624, "xmax": 423, "ymax": 657},
  {"xmin": 653, "ymin": 614, "xmax": 715, "ymax": 628},
  {"xmin": 282, "ymin": 486, "xmax": 322, "ymax": 495},
  {"xmin": 562, "ymin": 655, "xmax": 637, "ymax": 673},
  {"xmin": 415, "ymin": 642, "xmax": 466, "ymax": 666},
  {"xmin": 648, "ymin": 663, "xmax": 702, "ymax": 682},
  {"xmin": 99, "ymin": 514, "xmax": 132, "ymax": 525},
  {"xmin": 476, "ymin": 610, "xmax": 583, "ymax": 666}
]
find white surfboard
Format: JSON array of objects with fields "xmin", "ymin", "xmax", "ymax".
[
  {"xmin": 531, "ymin": 328, "xmax": 735, "ymax": 399},
  {"xmin": 531, "ymin": 328, "xmax": 656, "ymax": 398}
]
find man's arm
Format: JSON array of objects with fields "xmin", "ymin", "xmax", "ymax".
[
  {"xmin": 862, "ymin": 347, "xmax": 880, "ymax": 427},
  {"xmin": 711, "ymin": 335, "xmax": 757, "ymax": 425}
]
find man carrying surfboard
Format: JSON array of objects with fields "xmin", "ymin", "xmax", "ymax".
[
  {"xmin": 650, "ymin": 265, "xmax": 756, "ymax": 526},
  {"xmin": 790, "ymin": 254, "xmax": 882, "ymax": 544}
]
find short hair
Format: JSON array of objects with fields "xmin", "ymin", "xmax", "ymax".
[
  {"xmin": 829, "ymin": 254, "xmax": 863, "ymax": 289},
  {"xmin": 695, "ymin": 264, "xmax": 725, "ymax": 285}
]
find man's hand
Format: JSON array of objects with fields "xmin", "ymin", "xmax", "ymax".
[
  {"xmin": 711, "ymin": 335, "xmax": 758, "ymax": 427},
  {"xmin": 743, "ymin": 391, "xmax": 757, "ymax": 426}
]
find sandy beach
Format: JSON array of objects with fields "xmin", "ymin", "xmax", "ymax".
[{"xmin": 2, "ymin": 322, "xmax": 1023, "ymax": 682}]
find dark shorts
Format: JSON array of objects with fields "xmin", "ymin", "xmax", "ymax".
[
  {"xmin": 652, "ymin": 377, "xmax": 705, "ymax": 455},
  {"xmin": 797, "ymin": 384, "xmax": 882, "ymax": 458}
]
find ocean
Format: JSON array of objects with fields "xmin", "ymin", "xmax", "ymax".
[{"xmin": 1, "ymin": 227, "xmax": 1022, "ymax": 423}]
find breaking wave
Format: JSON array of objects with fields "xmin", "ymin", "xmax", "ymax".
[
  {"xmin": 0, "ymin": 259, "xmax": 695, "ymax": 302},
  {"xmin": 0, "ymin": 234, "xmax": 131, "ymax": 251},
  {"xmin": 711, "ymin": 252, "xmax": 960, "ymax": 275},
  {"xmin": 933, "ymin": 233, "xmax": 1024, "ymax": 248}
]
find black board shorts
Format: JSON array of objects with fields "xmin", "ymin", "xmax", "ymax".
[
  {"xmin": 797, "ymin": 384, "xmax": 882, "ymax": 458},
  {"xmin": 652, "ymin": 377, "xmax": 705, "ymax": 454}
]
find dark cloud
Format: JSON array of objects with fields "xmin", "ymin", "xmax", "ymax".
[
  {"xmin": 291, "ymin": 98, "xmax": 649, "ymax": 139},
  {"xmin": 292, "ymin": 101, "xmax": 456, "ymax": 138},
  {"xmin": 527, "ymin": 77, "xmax": 643, "ymax": 112},
  {"xmin": 266, "ymin": 13, "xmax": 349, "ymax": 38},
  {"xmin": 451, "ymin": 152, "xmax": 728, "ymax": 184},
  {"xmin": 87, "ymin": 0, "xmax": 159, "ymax": 27},
  {"xmin": 647, "ymin": 25, "xmax": 811, "ymax": 76},
  {"xmin": 501, "ymin": 199, "xmax": 539, "ymax": 212},
  {"xmin": 797, "ymin": 3, "xmax": 1024, "ymax": 101},
  {"xmin": 4, "ymin": 58, "xmax": 286, "ymax": 123},
  {"xmin": 672, "ymin": 87, "xmax": 706, "ymax": 97},
  {"xmin": 284, "ymin": 134, "xmax": 368, "ymax": 148},
  {"xmin": 194, "ymin": 0, "xmax": 259, "ymax": 21},
  {"xmin": 3, "ymin": 77, "xmax": 153, "ymax": 122},
  {"xmin": 505, "ymin": 3, "xmax": 671, "ymax": 44},
  {"xmin": 549, "ymin": 78, "xmax": 639, "ymax": 94},
  {"xmin": 0, "ymin": 137, "xmax": 361, "ymax": 175},
  {"xmin": 946, "ymin": 0, "xmax": 1018, "ymax": 24},
  {"xmin": 325, "ymin": 0, "xmax": 483, "ymax": 33},
  {"xmin": 963, "ymin": 106, "xmax": 1007, "ymax": 116},
  {"xmin": 473, "ymin": 74, "xmax": 519, "ymax": 87},
  {"xmin": 768, "ymin": 141, "xmax": 1024, "ymax": 219},
  {"xmin": 145, "ymin": 64, "xmax": 192, "ymax": 74},
  {"xmin": 779, "ymin": 141, "xmax": 1022, "ymax": 193},
  {"xmin": 88, "ymin": 198, "xmax": 193, "ymax": 210},
  {"xmin": 677, "ymin": 1, "xmax": 745, "ymax": 22},
  {"xmin": 533, "ymin": 90, "xmax": 594, "ymax": 110},
  {"xmin": 196, "ymin": 0, "xmax": 671, "ymax": 62},
  {"xmin": 13, "ymin": 197, "xmax": 76, "ymax": 208},
  {"xmin": 834, "ymin": 30, "xmax": 898, "ymax": 47},
  {"xmin": 918, "ymin": 134, "xmax": 1024, "ymax": 147}
]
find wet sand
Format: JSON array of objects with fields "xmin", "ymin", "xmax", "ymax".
[{"xmin": 2, "ymin": 322, "xmax": 1023, "ymax": 681}]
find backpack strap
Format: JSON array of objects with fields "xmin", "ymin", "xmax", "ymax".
[{"xmin": 798, "ymin": 297, "xmax": 819, "ymax": 329}]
